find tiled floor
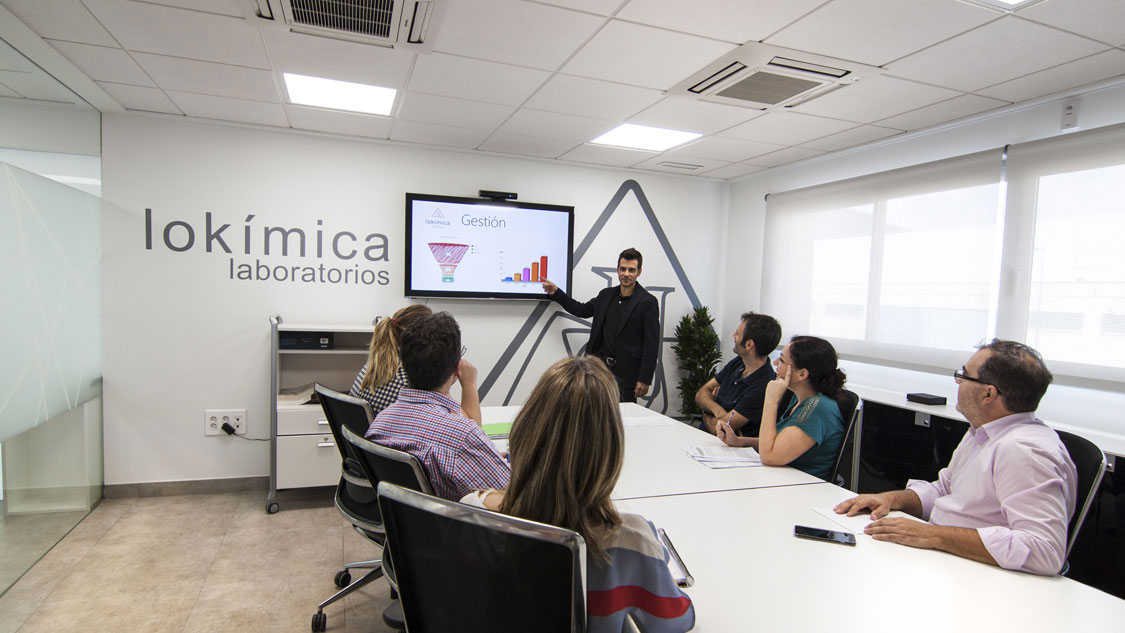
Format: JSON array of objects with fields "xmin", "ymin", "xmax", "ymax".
[{"xmin": 0, "ymin": 490, "xmax": 398, "ymax": 633}]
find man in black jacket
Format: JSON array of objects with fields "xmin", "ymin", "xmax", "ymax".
[{"xmin": 542, "ymin": 248, "xmax": 660, "ymax": 403}]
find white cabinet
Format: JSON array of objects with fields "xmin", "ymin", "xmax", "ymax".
[{"xmin": 266, "ymin": 316, "xmax": 373, "ymax": 513}]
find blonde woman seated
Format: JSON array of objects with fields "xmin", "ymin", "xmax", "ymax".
[
  {"xmin": 461, "ymin": 357, "xmax": 695, "ymax": 633},
  {"xmin": 349, "ymin": 304, "xmax": 432, "ymax": 417},
  {"xmin": 717, "ymin": 335, "xmax": 845, "ymax": 481}
]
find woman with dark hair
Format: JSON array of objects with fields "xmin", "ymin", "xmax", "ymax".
[
  {"xmin": 461, "ymin": 356, "xmax": 694, "ymax": 633},
  {"xmin": 717, "ymin": 335, "xmax": 845, "ymax": 480},
  {"xmin": 349, "ymin": 304, "xmax": 432, "ymax": 416}
]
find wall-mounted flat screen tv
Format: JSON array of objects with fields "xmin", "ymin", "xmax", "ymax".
[{"xmin": 405, "ymin": 193, "xmax": 574, "ymax": 300}]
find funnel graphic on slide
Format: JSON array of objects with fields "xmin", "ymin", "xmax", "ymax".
[{"xmin": 428, "ymin": 242, "xmax": 470, "ymax": 283}]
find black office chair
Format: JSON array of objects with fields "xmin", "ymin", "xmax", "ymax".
[
  {"xmin": 377, "ymin": 481, "xmax": 588, "ymax": 633},
  {"xmin": 828, "ymin": 389, "xmax": 860, "ymax": 486},
  {"xmin": 1056, "ymin": 430, "xmax": 1106, "ymax": 574},
  {"xmin": 343, "ymin": 425, "xmax": 436, "ymax": 631},
  {"xmin": 310, "ymin": 385, "xmax": 386, "ymax": 633}
]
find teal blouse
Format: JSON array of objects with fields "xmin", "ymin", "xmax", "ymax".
[{"xmin": 776, "ymin": 393, "xmax": 844, "ymax": 481}]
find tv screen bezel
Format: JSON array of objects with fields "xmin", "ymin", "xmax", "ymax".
[{"xmin": 404, "ymin": 192, "xmax": 575, "ymax": 300}]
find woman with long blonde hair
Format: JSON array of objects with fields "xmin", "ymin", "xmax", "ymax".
[
  {"xmin": 462, "ymin": 356, "xmax": 694, "ymax": 632},
  {"xmin": 348, "ymin": 304, "xmax": 431, "ymax": 416}
]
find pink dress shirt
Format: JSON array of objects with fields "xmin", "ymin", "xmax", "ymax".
[{"xmin": 906, "ymin": 412, "xmax": 1077, "ymax": 575}]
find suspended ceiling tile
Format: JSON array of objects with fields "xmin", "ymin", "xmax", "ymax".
[
  {"xmin": 82, "ymin": 0, "xmax": 270, "ymax": 68},
  {"xmin": 1018, "ymin": 0, "xmax": 1125, "ymax": 47},
  {"xmin": 132, "ymin": 53, "xmax": 277, "ymax": 102},
  {"xmin": 792, "ymin": 75, "xmax": 961, "ymax": 123},
  {"xmin": 0, "ymin": 40, "xmax": 38, "ymax": 73},
  {"xmin": 523, "ymin": 75, "xmax": 663, "ymax": 121},
  {"xmin": 766, "ymin": 0, "xmax": 998, "ymax": 66},
  {"xmin": 478, "ymin": 133, "xmax": 578, "ymax": 159},
  {"xmin": 618, "ymin": 0, "xmax": 828, "ymax": 44},
  {"xmin": 558, "ymin": 143, "xmax": 656, "ymax": 167},
  {"xmin": 631, "ymin": 154, "xmax": 730, "ymax": 176},
  {"xmin": 532, "ymin": 0, "xmax": 623, "ymax": 15},
  {"xmin": 96, "ymin": 81, "xmax": 181, "ymax": 114},
  {"xmin": 746, "ymin": 146, "xmax": 826, "ymax": 167},
  {"xmin": 433, "ymin": 0, "xmax": 605, "ymax": 70},
  {"xmin": 140, "ymin": 0, "xmax": 245, "ymax": 17},
  {"xmin": 47, "ymin": 41, "xmax": 156, "ymax": 87},
  {"xmin": 562, "ymin": 20, "xmax": 737, "ymax": 89},
  {"xmin": 975, "ymin": 49, "xmax": 1125, "ymax": 103},
  {"xmin": 628, "ymin": 96, "xmax": 764, "ymax": 135},
  {"xmin": 720, "ymin": 111, "xmax": 855, "ymax": 146},
  {"xmin": 886, "ymin": 16, "xmax": 1108, "ymax": 93},
  {"xmin": 0, "ymin": 69, "xmax": 81, "ymax": 103},
  {"xmin": 800, "ymin": 124, "xmax": 903, "ymax": 152},
  {"xmin": 876, "ymin": 93, "xmax": 1009, "ymax": 131},
  {"xmin": 2, "ymin": 0, "xmax": 119, "ymax": 47},
  {"xmin": 0, "ymin": 81, "xmax": 22, "ymax": 98},
  {"xmin": 698, "ymin": 162, "xmax": 768, "ymax": 180},
  {"xmin": 165, "ymin": 90, "xmax": 287, "ymax": 127},
  {"xmin": 397, "ymin": 92, "xmax": 515, "ymax": 131},
  {"xmin": 390, "ymin": 120, "xmax": 492, "ymax": 150},
  {"xmin": 496, "ymin": 109, "xmax": 616, "ymax": 143},
  {"xmin": 261, "ymin": 29, "xmax": 414, "ymax": 89},
  {"xmin": 408, "ymin": 54, "xmax": 550, "ymax": 106},
  {"xmin": 285, "ymin": 104, "xmax": 393, "ymax": 140},
  {"xmin": 662, "ymin": 136, "xmax": 785, "ymax": 163}
]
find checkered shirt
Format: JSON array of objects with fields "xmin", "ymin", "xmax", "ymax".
[
  {"xmin": 365, "ymin": 388, "xmax": 510, "ymax": 501},
  {"xmin": 349, "ymin": 364, "xmax": 407, "ymax": 418}
]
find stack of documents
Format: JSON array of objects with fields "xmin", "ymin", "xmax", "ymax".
[{"xmin": 684, "ymin": 445, "xmax": 762, "ymax": 469}]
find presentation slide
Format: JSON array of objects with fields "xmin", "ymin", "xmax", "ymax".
[{"xmin": 408, "ymin": 198, "xmax": 572, "ymax": 297}]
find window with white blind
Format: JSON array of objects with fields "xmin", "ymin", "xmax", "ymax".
[
  {"xmin": 763, "ymin": 150, "xmax": 1003, "ymax": 371},
  {"xmin": 763, "ymin": 123, "xmax": 1125, "ymax": 387}
]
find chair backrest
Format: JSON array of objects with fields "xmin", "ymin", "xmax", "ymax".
[
  {"xmin": 377, "ymin": 481, "xmax": 587, "ymax": 633},
  {"xmin": 829, "ymin": 389, "xmax": 861, "ymax": 485},
  {"xmin": 342, "ymin": 425, "xmax": 435, "ymax": 495},
  {"xmin": 1056, "ymin": 430, "xmax": 1106, "ymax": 561},
  {"xmin": 315, "ymin": 383, "xmax": 375, "ymax": 468}
]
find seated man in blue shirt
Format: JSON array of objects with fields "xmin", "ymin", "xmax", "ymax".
[{"xmin": 695, "ymin": 312, "xmax": 782, "ymax": 437}]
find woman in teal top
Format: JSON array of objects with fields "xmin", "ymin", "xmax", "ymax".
[{"xmin": 717, "ymin": 335, "xmax": 845, "ymax": 481}]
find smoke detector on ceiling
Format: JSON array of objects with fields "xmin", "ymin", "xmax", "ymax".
[
  {"xmin": 247, "ymin": 0, "xmax": 444, "ymax": 51},
  {"xmin": 669, "ymin": 42, "xmax": 882, "ymax": 110}
]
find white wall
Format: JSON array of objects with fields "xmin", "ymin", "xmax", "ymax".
[
  {"xmin": 100, "ymin": 114, "xmax": 729, "ymax": 485},
  {"xmin": 725, "ymin": 81, "xmax": 1125, "ymax": 442}
]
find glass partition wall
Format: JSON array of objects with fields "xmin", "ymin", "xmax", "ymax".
[{"xmin": 0, "ymin": 35, "xmax": 104, "ymax": 597}]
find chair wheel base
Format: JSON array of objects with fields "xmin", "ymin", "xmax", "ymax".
[{"xmin": 334, "ymin": 570, "xmax": 351, "ymax": 588}]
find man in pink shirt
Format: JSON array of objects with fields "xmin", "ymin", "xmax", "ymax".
[{"xmin": 835, "ymin": 340, "xmax": 1078, "ymax": 575}]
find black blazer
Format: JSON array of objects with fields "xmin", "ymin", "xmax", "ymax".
[{"xmin": 549, "ymin": 283, "xmax": 660, "ymax": 385}]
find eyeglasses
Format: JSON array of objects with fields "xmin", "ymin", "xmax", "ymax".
[
  {"xmin": 953, "ymin": 367, "xmax": 1002, "ymax": 395},
  {"xmin": 460, "ymin": 346, "xmax": 467, "ymax": 358}
]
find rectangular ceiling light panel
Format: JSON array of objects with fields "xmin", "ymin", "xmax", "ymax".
[
  {"xmin": 592, "ymin": 124, "xmax": 701, "ymax": 152},
  {"xmin": 283, "ymin": 72, "xmax": 396, "ymax": 115}
]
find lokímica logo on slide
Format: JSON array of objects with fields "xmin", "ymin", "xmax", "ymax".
[
  {"xmin": 143, "ymin": 208, "xmax": 392, "ymax": 286},
  {"xmin": 425, "ymin": 207, "xmax": 450, "ymax": 226}
]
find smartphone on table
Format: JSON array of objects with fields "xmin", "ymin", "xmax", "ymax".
[{"xmin": 793, "ymin": 525, "xmax": 856, "ymax": 546}]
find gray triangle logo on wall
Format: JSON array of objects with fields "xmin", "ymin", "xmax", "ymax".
[{"xmin": 479, "ymin": 179, "xmax": 705, "ymax": 415}]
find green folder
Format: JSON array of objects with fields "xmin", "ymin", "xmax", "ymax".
[{"xmin": 482, "ymin": 421, "xmax": 514, "ymax": 438}]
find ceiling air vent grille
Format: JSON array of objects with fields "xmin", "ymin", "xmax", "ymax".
[
  {"xmin": 658, "ymin": 161, "xmax": 704, "ymax": 171},
  {"xmin": 288, "ymin": 0, "xmax": 395, "ymax": 39},
  {"xmin": 716, "ymin": 71, "xmax": 823, "ymax": 106}
]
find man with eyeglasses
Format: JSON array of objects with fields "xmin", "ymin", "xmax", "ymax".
[
  {"xmin": 835, "ymin": 339, "xmax": 1078, "ymax": 575},
  {"xmin": 365, "ymin": 312, "xmax": 509, "ymax": 501}
]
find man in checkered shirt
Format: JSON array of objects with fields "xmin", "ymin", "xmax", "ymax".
[{"xmin": 365, "ymin": 312, "xmax": 510, "ymax": 500}]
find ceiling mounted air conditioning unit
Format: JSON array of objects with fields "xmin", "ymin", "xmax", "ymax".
[
  {"xmin": 669, "ymin": 43, "xmax": 882, "ymax": 110},
  {"xmin": 248, "ymin": 0, "xmax": 444, "ymax": 51}
]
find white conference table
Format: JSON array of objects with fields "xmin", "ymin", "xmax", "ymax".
[
  {"xmin": 618, "ymin": 483, "xmax": 1125, "ymax": 632},
  {"xmin": 481, "ymin": 404, "xmax": 823, "ymax": 500}
]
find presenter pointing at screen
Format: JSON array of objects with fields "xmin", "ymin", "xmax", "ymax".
[{"xmin": 542, "ymin": 247, "xmax": 660, "ymax": 403}]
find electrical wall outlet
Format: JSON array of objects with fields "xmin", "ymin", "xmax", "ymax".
[{"xmin": 204, "ymin": 409, "xmax": 247, "ymax": 436}]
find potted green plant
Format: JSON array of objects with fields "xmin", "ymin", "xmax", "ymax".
[{"xmin": 671, "ymin": 306, "xmax": 722, "ymax": 417}]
